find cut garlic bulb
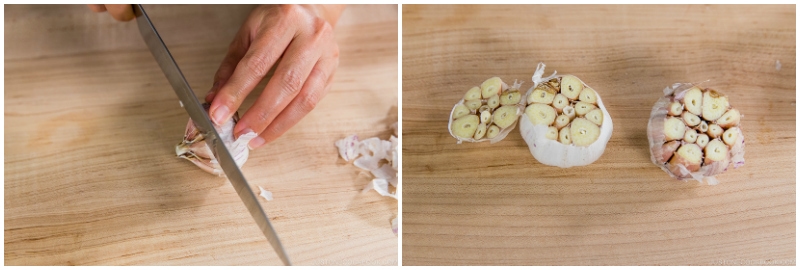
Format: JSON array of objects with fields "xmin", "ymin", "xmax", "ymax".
[
  {"xmin": 448, "ymin": 77, "xmax": 525, "ymax": 144},
  {"xmin": 175, "ymin": 103, "xmax": 258, "ymax": 176},
  {"xmin": 647, "ymin": 83, "xmax": 745, "ymax": 185},
  {"xmin": 519, "ymin": 63, "xmax": 613, "ymax": 168}
]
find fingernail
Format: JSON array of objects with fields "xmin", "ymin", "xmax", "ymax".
[
  {"xmin": 249, "ymin": 136, "xmax": 265, "ymax": 150},
  {"xmin": 212, "ymin": 105, "xmax": 230, "ymax": 125},
  {"xmin": 236, "ymin": 128, "xmax": 254, "ymax": 138}
]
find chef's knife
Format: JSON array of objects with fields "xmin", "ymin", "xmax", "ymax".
[{"xmin": 132, "ymin": 4, "xmax": 291, "ymax": 265}]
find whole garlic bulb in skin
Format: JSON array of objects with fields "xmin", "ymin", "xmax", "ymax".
[
  {"xmin": 647, "ymin": 83, "xmax": 745, "ymax": 185},
  {"xmin": 518, "ymin": 63, "xmax": 614, "ymax": 168},
  {"xmin": 448, "ymin": 77, "xmax": 525, "ymax": 144},
  {"xmin": 175, "ymin": 103, "xmax": 259, "ymax": 176}
]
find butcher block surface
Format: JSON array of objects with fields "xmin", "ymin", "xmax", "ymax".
[
  {"xmin": 5, "ymin": 4, "xmax": 398, "ymax": 265},
  {"xmin": 401, "ymin": 5, "xmax": 794, "ymax": 265}
]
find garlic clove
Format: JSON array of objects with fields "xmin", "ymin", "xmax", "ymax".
[
  {"xmin": 578, "ymin": 87, "xmax": 598, "ymax": 105},
  {"xmin": 486, "ymin": 94, "xmax": 500, "ymax": 109},
  {"xmin": 465, "ymin": 99, "xmax": 482, "ymax": 110},
  {"xmin": 717, "ymin": 108, "xmax": 741, "ymax": 128},
  {"xmin": 574, "ymin": 102, "xmax": 596, "ymax": 117},
  {"xmin": 570, "ymin": 118, "xmax": 600, "ymax": 147},
  {"xmin": 473, "ymin": 123, "xmax": 487, "ymax": 140},
  {"xmin": 667, "ymin": 102, "xmax": 684, "ymax": 116},
  {"xmin": 528, "ymin": 85, "xmax": 556, "ymax": 105},
  {"xmin": 500, "ymin": 90, "xmax": 521, "ymax": 105},
  {"xmin": 524, "ymin": 103, "xmax": 556, "ymax": 126},
  {"xmin": 560, "ymin": 75, "xmax": 583, "ymax": 100},
  {"xmin": 451, "ymin": 114, "xmax": 480, "ymax": 139},
  {"xmin": 464, "ymin": 86, "xmax": 482, "ymax": 101},
  {"xmin": 486, "ymin": 124, "xmax": 501, "ymax": 139},
  {"xmin": 701, "ymin": 89, "xmax": 729, "ymax": 121},
  {"xmin": 552, "ymin": 94, "xmax": 569, "ymax": 112},
  {"xmin": 481, "ymin": 77, "xmax": 502, "ymax": 98},
  {"xmin": 452, "ymin": 104, "xmax": 470, "ymax": 119}
]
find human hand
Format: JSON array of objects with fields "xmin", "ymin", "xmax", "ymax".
[
  {"xmin": 205, "ymin": 4, "xmax": 343, "ymax": 150},
  {"xmin": 87, "ymin": 4, "xmax": 135, "ymax": 21}
]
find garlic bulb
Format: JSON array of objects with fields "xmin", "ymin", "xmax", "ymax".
[
  {"xmin": 518, "ymin": 63, "xmax": 613, "ymax": 168},
  {"xmin": 648, "ymin": 83, "xmax": 745, "ymax": 185},
  {"xmin": 175, "ymin": 103, "xmax": 258, "ymax": 176},
  {"xmin": 448, "ymin": 77, "xmax": 525, "ymax": 143}
]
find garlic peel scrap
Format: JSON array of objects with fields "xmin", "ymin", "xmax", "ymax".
[
  {"xmin": 258, "ymin": 186, "xmax": 273, "ymax": 201},
  {"xmin": 391, "ymin": 217, "xmax": 398, "ymax": 236},
  {"xmin": 362, "ymin": 178, "xmax": 397, "ymax": 199}
]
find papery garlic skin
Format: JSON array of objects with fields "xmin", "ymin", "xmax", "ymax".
[
  {"xmin": 519, "ymin": 63, "xmax": 613, "ymax": 168},
  {"xmin": 647, "ymin": 83, "xmax": 745, "ymax": 185},
  {"xmin": 448, "ymin": 78, "xmax": 525, "ymax": 144},
  {"xmin": 175, "ymin": 103, "xmax": 258, "ymax": 176}
]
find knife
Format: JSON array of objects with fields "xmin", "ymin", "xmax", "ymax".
[{"xmin": 132, "ymin": 4, "xmax": 291, "ymax": 265}]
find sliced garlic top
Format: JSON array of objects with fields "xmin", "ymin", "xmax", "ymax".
[
  {"xmin": 647, "ymin": 83, "xmax": 745, "ymax": 185},
  {"xmin": 449, "ymin": 77, "xmax": 525, "ymax": 144},
  {"xmin": 518, "ymin": 63, "xmax": 613, "ymax": 168}
]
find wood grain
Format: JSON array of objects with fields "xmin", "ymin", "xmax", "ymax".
[
  {"xmin": 402, "ymin": 4, "xmax": 794, "ymax": 266},
  {"xmin": 4, "ymin": 4, "xmax": 398, "ymax": 265}
]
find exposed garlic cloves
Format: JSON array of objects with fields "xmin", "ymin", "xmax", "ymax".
[
  {"xmin": 449, "ymin": 77, "xmax": 523, "ymax": 143},
  {"xmin": 519, "ymin": 63, "xmax": 613, "ymax": 168},
  {"xmin": 648, "ymin": 83, "xmax": 744, "ymax": 184}
]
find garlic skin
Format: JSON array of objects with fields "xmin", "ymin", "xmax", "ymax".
[
  {"xmin": 519, "ymin": 63, "xmax": 613, "ymax": 168},
  {"xmin": 448, "ymin": 78, "xmax": 525, "ymax": 144},
  {"xmin": 647, "ymin": 83, "xmax": 745, "ymax": 185},
  {"xmin": 175, "ymin": 103, "xmax": 258, "ymax": 176}
]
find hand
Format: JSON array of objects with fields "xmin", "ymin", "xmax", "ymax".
[
  {"xmin": 87, "ymin": 4, "xmax": 135, "ymax": 21},
  {"xmin": 205, "ymin": 4, "xmax": 343, "ymax": 150}
]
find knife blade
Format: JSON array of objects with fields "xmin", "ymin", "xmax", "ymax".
[{"xmin": 132, "ymin": 4, "xmax": 291, "ymax": 265}]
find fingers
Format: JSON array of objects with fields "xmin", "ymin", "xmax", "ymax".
[
  {"xmin": 241, "ymin": 55, "xmax": 338, "ymax": 149},
  {"xmin": 87, "ymin": 4, "xmax": 107, "ymax": 12},
  {"xmin": 205, "ymin": 24, "xmax": 254, "ymax": 103},
  {"xmin": 105, "ymin": 5, "xmax": 135, "ymax": 21},
  {"xmin": 207, "ymin": 16, "xmax": 296, "ymax": 126}
]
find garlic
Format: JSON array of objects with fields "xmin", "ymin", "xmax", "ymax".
[
  {"xmin": 449, "ymin": 77, "xmax": 525, "ymax": 144},
  {"xmin": 647, "ymin": 83, "xmax": 745, "ymax": 185},
  {"xmin": 175, "ymin": 103, "xmax": 258, "ymax": 176},
  {"xmin": 335, "ymin": 126, "xmax": 399, "ymax": 235},
  {"xmin": 519, "ymin": 63, "xmax": 614, "ymax": 168}
]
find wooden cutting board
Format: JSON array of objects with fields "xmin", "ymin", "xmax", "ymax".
[
  {"xmin": 402, "ymin": 5, "xmax": 794, "ymax": 265},
  {"xmin": 4, "ymin": 4, "xmax": 398, "ymax": 265}
]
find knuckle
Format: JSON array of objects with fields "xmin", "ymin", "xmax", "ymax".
[
  {"xmin": 242, "ymin": 53, "xmax": 273, "ymax": 77},
  {"xmin": 255, "ymin": 109, "xmax": 272, "ymax": 123},
  {"xmin": 297, "ymin": 90, "xmax": 322, "ymax": 113},
  {"xmin": 281, "ymin": 4, "xmax": 302, "ymax": 17},
  {"xmin": 279, "ymin": 69, "xmax": 304, "ymax": 97}
]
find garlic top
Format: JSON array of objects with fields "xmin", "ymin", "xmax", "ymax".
[
  {"xmin": 175, "ymin": 103, "xmax": 258, "ymax": 176},
  {"xmin": 448, "ymin": 77, "xmax": 525, "ymax": 144},
  {"xmin": 519, "ymin": 63, "xmax": 614, "ymax": 168},
  {"xmin": 648, "ymin": 83, "xmax": 745, "ymax": 185}
]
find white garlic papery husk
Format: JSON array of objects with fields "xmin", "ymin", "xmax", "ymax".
[
  {"xmin": 175, "ymin": 103, "xmax": 258, "ymax": 176},
  {"xmin": 519, "ymin": 63, "xmax": 614, "ymax": 168},
  {"xmin": 647, "ymin": 83, "xmax": 745, "ymax": 185},
  {"xmin": 448, "ymin": 78, "xmax": 525, "ymax": 144}
]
